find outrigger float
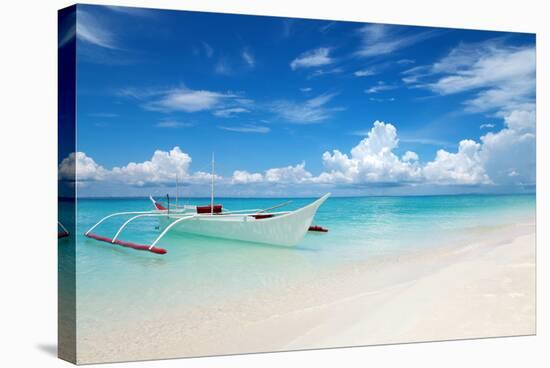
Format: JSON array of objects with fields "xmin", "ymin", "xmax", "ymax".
[
  {"xmin": 58, "ymin": 221, "xmax": 70, "ymax": 239},
  {"xmin": 84, "ymin": 155, "xmax": 329, "ymax": 255}
]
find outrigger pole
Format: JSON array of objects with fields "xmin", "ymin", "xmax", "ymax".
[{"xmin": 84, "ymin": 210, "xmax": 171, "ymax": 254}]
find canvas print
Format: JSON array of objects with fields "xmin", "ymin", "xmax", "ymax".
[{"xmin": 58, "ymin": 4, "xmax": 536, "ymax": 364}]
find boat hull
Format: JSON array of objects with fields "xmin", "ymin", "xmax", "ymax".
[{"xmin": 160, "ymin": 194, "xmax": 329, "ymax": 246}]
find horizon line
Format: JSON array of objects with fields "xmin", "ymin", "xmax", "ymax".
[{"xmin": 66, "ymin": 192, "xmax": 536, "ymax": 200}]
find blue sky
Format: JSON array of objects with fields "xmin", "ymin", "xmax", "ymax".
[{"xmin": 61, "ymin": 4, "xmax": 536, "ymax": 197}]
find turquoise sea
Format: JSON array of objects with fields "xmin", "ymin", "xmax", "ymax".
[{"xmin": 67, "ymin": 194, "xmax": 535, "ymax": 331}]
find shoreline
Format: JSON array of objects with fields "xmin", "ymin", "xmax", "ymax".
[{"xmin": 77, "ymin": 217, "xmax": 536, "ymax": 364}]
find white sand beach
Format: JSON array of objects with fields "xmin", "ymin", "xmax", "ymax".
[{"xmin": 77, "ymin": 218, "xmax": 535, "ymax": 364}]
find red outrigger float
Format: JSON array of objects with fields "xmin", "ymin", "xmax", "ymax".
[{"xmin": 58, "ymin": 221, "xmax": 70, "ymax": 239}]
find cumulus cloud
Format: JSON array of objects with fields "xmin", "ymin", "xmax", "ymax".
[
  {"xmin": 478, "ymin": 105, "xmax": 535, "ymax": 185},
  {"xmin": 59, "ymin": 147, "xmax": 215, "ymax": 187},
  {"xmin": 316, "ymin": 116, "xmax": 534, "ymax": 187},
  {"xmin": 110, "ymin": 147, "xmax": 192, "ymax": 186},
  {"xmin": 61, "ymin": 111, "xmax": 535, "ymax": 191},
  {"xmin": 318, "ymin": 121, "xmax": 422, "ymax": 184},
  {"xmin": 59, "ymin": 152, "xmax": 108, "ymax": 182},
  {"xmin": 402, "ymin": 151, "xmax": 419, "ymax": 162},
  {"xmin": 423, "ymin": 140, "xmax": 491, "ymax": 185},
  {"xmin": 232, "ymin": 170, "xmax": 263, "ymax": 184},
  {"xmin": 265, "ymin": 162, "xmax": 313, "ymax": 183},
  {"xmin": 421, "ymin": 103, "xmax": 534, "ymax": 186},
  {"xmin": 400, "ymin": 39, "xmax": 536, "ymax": 187},
  {"xmin": 231, "ymin": 164, "xmax": 315, "ymax": 185},
  {"xmin": 290, "ymin": 48, "xmax": 333, "ymax": 70}
]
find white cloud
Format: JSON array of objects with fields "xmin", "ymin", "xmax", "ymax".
[
  {"xmin": 398, "ymin": 137, "xmax": 450, "ymax": 146},
  {"xmin": 423, "ymin": 140, "xmax": 491, "ymax": 185},
  {"xmin": 111, "ymin": 147, "xmax": 193, "ymax": 186},
  {"xmin": 270, "ymin": 92, "xmax": 342, "ymax": 124},
  {"xmin": 232, "ymin": 163, "xmax": 316, "ymax": 185},
  {"xmin": 309, "ymin": 67, "xmax": 343, "ymax": 78},
  {"xmin": 317, "ymin": 118, "xmax": 532, "ymax": 187},
  {"xmin": 421, "ymin": 104, "xmax": 535, "ymax": 186},
  {"xmin": 265, "ymin": 162, "xmax": 313, "ymax": 183},
  {"xmin": 59, "ymin": 152, "xmax": 108, "ymax": 182},
  {"xmin": 300, "ymin": 87, "xmax": 312, "ymax": 92},
  {"xmin": 319, "ymin": 22, "xmax": 336, "ymax": 33},
  {"xmin": 290, "ymin": 48, "xmax": 333, "ymax": 70},
  {"xmin": 397, "ymin": 59, "xmax": 415, "ymax": 65},
  {"xmin": 218, "ymin": 124, "xmax": 270, "ymax": 133},
  {"xmin": 478, "ymin": 105, "xmax": 535, "ymax": 185},
  {"xmin": 213, "ymin": 107, "xmax": 250, "ymax": 118},
  {"xmin": 430, "ymin": 45, "xmax": 534, "ymax": 93},
  {"xmin": 402, "ymin": 151, "xmax": 419, "ymax": 162},
  {"xmin": 401, "ymin": 65, "xmax": 431, "ymax": 84},
  {"xmin": 77, "ymin": 9, "xmax": 117, "ymax": 49},
  {"xmin": 318, "ymin": 121, "xmax": 422, "ymax": 184},
  {"xmin": 500, "ymin": 105, "xmax": 535, "ymax": 133},
  {"xmin": 400, "ymin": 40, "xmax": 536, "ymax": 187},
  {"xmin": 59, "ymin": 147, "xmax": 216, "ymax": 187},
  {"xmin": 230, "ymin": 163, "xmax": 314, "ymax": 185},
  {"xmin": 105, "ymin": 6, "xmax": 152, "ymax": 17},
  {"xmin": 140, "ymin": 87, "xmax": 237, "ymax": 113},
  {"xmin": 407, "ymin": 41, "xmax": 535, "ymax": 113},
  {"xmin": 242, "ymin": 49, "xmax": 255, "ymax": 67},
  {"xmin": 365, "ymin": 81, "xmax": 397, "ymax": 94},
  {"xmin": 354, "ymin": 69, "xmax": 376, "ymax": 77},
  {"xmin": 62, "ymin": 109, "xmax": 535, "ymax": 191},
  {"xmin": 232, "ymin": 170, "xmax": 263, "ymax": 184},
  {"xmin": 355, "ymin": 24, "xmax": 432, "ymax": 58}
]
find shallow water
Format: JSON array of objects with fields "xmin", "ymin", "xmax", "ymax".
[{"xmin": 71, "ymin": 194, "xmax": 535, "ymax": 330}]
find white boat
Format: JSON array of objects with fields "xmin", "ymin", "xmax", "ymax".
[
  {"xmin": 159, "ymin": 194, "xmax": 329, "ymax": 246},
  {"xmin": 84, "ymin": 154, "xmax": 329, "ymax": 254},
  {"xmin": 84, "ymin": 194, "xmax": 330, "ymax": 254}
]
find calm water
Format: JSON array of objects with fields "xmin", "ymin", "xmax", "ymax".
[{"xmin": 69, "ymin": 194, "xmax": 535, "ymax": 328}]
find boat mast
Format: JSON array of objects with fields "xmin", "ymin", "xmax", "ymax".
[
  {"xmin": 210, "ymin": 152, "xmax": 215, "ymax": 215},
  {"xmin": 175, "ymin": 173, "xmax": 179, "ymax": 208}
]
